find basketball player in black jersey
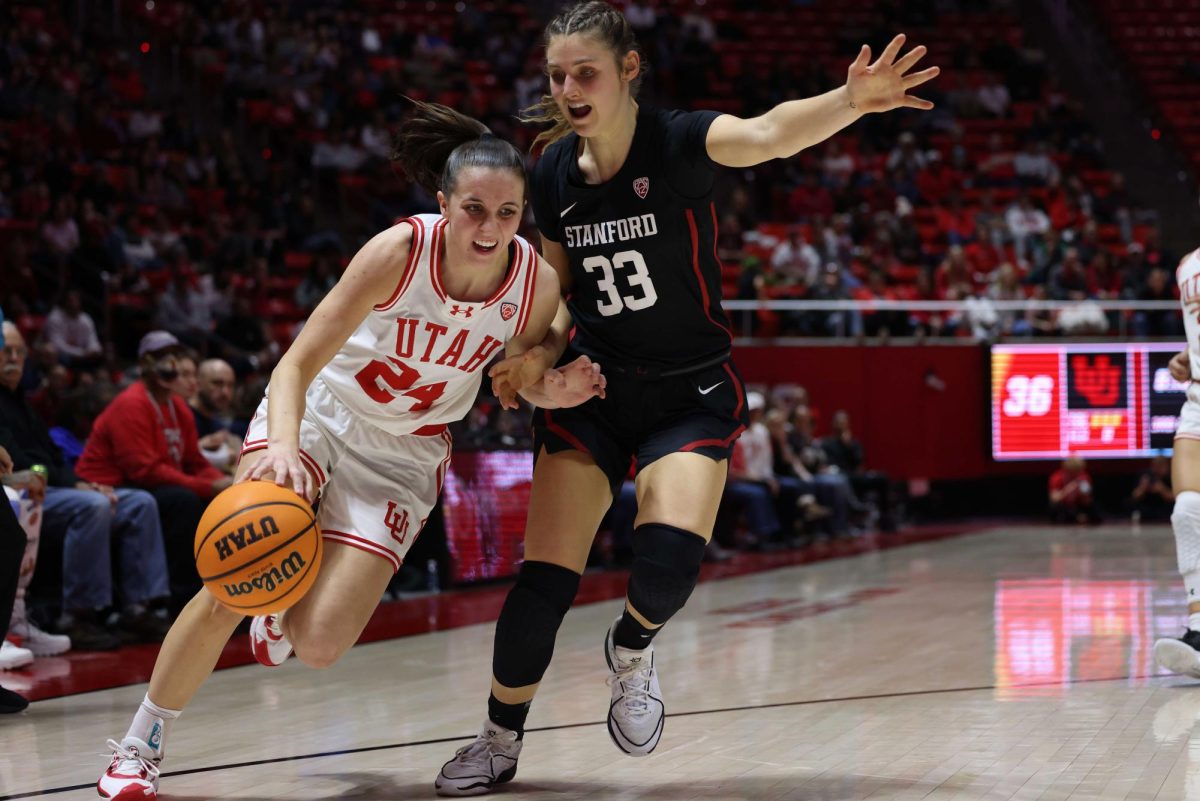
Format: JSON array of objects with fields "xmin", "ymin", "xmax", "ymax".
[{"xmin": 436, "ymin": 2, "xmax": 938, "ymax": 794}]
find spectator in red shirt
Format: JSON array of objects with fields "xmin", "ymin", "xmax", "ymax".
[
  {"xmin": 1049, "ymin": 457, "xmax": 1100, "ymax": 524},
  {"xmin": 76, "ymin": 331, "xmax": 233, "ymax": 605}
]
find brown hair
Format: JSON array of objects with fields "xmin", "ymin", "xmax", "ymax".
[
  {"xmin": 391, "ymin": 99, "xmax": 525, "ymax": 197},
  {"xmin": 522, "ymin": 1, "xmax": 644, "ymax": 151}
]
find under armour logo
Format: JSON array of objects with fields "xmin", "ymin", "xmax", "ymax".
[
  {"xmin": 384, "ymin": 501, "xmax": 410, "ymax": 545},
  {"xmin": 450, "ymin": 305, "xmax": 474, "ymax": 318}
]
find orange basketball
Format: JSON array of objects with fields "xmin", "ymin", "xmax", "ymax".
[{"xmin": 194, "ymin": 481, "xmax": 322, "ymax": 615}]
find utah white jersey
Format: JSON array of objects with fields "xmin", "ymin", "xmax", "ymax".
[
  {"xmin": 1178, "ymin": 247, "xmax": 1200, "ymax": 402},
  {"xmin": 320, "ymin": 214, "xmax": 541, "ymax": 435}
]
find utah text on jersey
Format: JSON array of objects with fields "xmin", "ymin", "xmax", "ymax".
[{"xmin": 320, "ymin": 214, "xmax": 538, "ymax": 435}]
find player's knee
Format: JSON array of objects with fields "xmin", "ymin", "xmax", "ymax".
[
  {"xmin": 292, "ymin": 632, "xmax": 347, "ymax": 670},
  {"xmin": 1174, "ymin": 491, "xmax": 1200, "ymax": 575},
  {"xmin": 294, "ymin": 642, "xmax": 343, "ymax": 671},
  {"xmin": 627, "ymin": 523, "xmax": 707, "ymax": 625},
  {"xmin": 492, "ymin": 560, "xmax": 580, "ymax": 688}
]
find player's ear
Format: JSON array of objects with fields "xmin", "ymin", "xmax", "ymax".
[
  {"xmin": 622, "ymin": 50, "xmax": 640, "ymax": 84},
  {"xmin": 436, "ymin": 190, "xmax": 447, "ymax": 216}
]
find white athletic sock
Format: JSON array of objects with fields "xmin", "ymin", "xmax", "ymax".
[
  {"xmin": 1186, "ymin": 571, "xmax": 1200, "ymax": 631},
  {"xmin": 125, "ymin": 694, "xmax": 181, "ymax": 759}
]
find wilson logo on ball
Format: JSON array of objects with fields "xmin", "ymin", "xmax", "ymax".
[
  {"xmin": 222, "ymin": 550, "xmax": 308, "ymax": 598},
  {"xmin": 213, "ymin": 515, "xmax": 281, "ymax": 561},
  {"xmin": 195, "ymin": 482, "xmax": 322, "ymax": 616}
]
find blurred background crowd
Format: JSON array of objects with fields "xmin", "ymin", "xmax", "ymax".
[{"xmin": 0, "ymin": 0, "xmax": 1196, "ymax": 671}]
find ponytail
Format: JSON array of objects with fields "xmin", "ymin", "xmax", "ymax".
[
  {"xmin": 522, "ymin": 96, "xmax": 576, "ymax": 153},
  {"xmin": 391, "ymin": 99, "xmax": 524, "ymax": 196}
]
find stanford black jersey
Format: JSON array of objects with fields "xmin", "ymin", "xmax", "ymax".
[{"xmin": 530, "ymin": 106, "xmax": 733, "ymax": 370}]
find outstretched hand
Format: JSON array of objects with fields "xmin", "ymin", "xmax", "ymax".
[
  {"xmin": 846, "ymin": 34, "xmax": 940, "ymax": 114},
  {"xmin": 541, "ymin": 355, "xmax": 607, "ymax": 408},
  {"xmin": 489, "ymin": 345, "xmax": 555, "ymax": 410}
]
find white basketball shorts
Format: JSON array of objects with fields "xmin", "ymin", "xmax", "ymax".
[{"xmin": 241, "ymin": 376, "xmax": 453, "ymax": 571}]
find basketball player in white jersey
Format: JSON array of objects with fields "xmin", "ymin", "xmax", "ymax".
[
  {"xmin": 1154, "ymin": 246, "xmax": 1200, "ymax": 677},
  {"xmin": 97, "ymin": 102, "xmax": 606, "ymax": 801}
]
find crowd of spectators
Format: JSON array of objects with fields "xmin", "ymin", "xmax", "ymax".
[
  {"xmin": 0, "ymin": 0, "xmax": 1187, "ymax": 674},
  {"xmin": 0, "ymin": 1, "xmax": 1179, "ymax": 373}
]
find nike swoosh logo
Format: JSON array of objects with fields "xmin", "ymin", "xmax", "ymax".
[
  {"xmin": 698, "ymin": 382, "xmax": 724, "ymax": 395},
  {"xmin": 560, "ymin": 202, "xmax": 578, "ymax": 219}
]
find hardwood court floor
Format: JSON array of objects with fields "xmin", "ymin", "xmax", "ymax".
[{"xmin": 4, "ymin": 523, "xmax": 1199, "ymax": 801}]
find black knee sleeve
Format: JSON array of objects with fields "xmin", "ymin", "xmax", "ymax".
[
  {"xmin": 627, "ymin": 523, "xmax": 707, "ymax": 625},
  {"xmin": 492, "ymin": 560, "xmax": 580, "ymax": 688}
]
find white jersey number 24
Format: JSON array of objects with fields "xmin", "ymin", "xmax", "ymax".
[{"xmin": 582, "ymin": 250, "xmax": 659, "ymax": 317}]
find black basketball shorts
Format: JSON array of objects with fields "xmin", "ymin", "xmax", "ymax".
[{"xmin": 532, "ymin": 351, "xmax": 749, "ymax": 496}]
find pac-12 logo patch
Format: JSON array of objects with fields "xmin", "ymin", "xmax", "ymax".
[
  {"xmin": 633, "ymin": 177, "xmax": 649, "ymax": 199},
  {"xmin": 501, "ymin": 302, "xmax": 518, "ymax": 321}
]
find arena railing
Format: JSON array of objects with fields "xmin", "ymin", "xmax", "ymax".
[{"xmin": 719, "ymin": 299, "xmax": 1182, "ymax": 340}]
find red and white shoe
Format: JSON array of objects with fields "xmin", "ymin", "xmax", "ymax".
[
  {"xmin": 249, "ymin": 614, "xmax": 293, "ymax": 667},
  {"xmin": 97, "ymin": 737, "xmax": 160, "ymax": 800}
]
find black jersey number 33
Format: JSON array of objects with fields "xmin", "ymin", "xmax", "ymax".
[{"xmin": 530, "ymin": 106, "xmax": 734, "ymax": 370}]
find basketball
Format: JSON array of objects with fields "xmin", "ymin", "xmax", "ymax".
[{"xmin": 194, "ymin": 481, "xmax": 322, "ymax": 616}]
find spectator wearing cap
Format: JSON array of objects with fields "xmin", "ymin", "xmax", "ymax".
[
  {"xmin": 726, "ymin": 392, "xmax": 782, "ymax": 547},
  {"xmin": 727, "ymin": 392, "xmax": 811, "ymax": 548},
  {"xmin": 0, "ymin": 321, "xmax": 171, "ymax": 650},
  {"xmin": 76, "ymin": 331, "xmax": 233, "ymax": 605}
]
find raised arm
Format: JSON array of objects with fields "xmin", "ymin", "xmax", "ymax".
[
  {"xmin": 705, "ymin": 34, "xmax": 939, "ymax": 168},
  {"xmin": 245, "ymin": 223, "xmax": 413, "ymax": 498}
]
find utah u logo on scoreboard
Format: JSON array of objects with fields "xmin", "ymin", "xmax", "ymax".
[
  {"xmin": 1069, "ymin": 354, "xmax": 1125, "ymax": 408},
  {"xmin": 384, "ymin": 501, "xmax": 410, "ymax": 545}
]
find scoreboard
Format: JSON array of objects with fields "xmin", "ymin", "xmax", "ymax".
[{"xmin": 991, "ymin": 342, "xmax": 1187, "ymax": 461}]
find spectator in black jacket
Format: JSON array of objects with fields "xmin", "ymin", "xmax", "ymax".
[{"xmin": 821, "ymin": 410, "xmax": 896, "ymax": 531}]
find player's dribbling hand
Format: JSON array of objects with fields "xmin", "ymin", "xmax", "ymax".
[
  {"xmin": 1170, "ymin": 349, "xmax": 1191, "ymax": 383},
  {"xmin": 490, "ymin": 345, "xmax": 555, "ymax": 410},
  {"xmin": 242, "ymin": 445, "xmax": 313, "ymax": 503},
  {"xmin": 542, "ymin": 355, "xmax": 607, "ymax": 409},
  {"xmin": 845, "ymin": 34, "xmax": 940, "ymax": 114}
]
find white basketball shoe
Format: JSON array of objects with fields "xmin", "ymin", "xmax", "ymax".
[
  {"xmin": 604, "ymin": 616, "xmax": 665, "ymax": 756},
  {"xmin": 9, "ymin": 618, "xmax": 71, "ymax": 656},
  {"xmin": 0, "ymin": 639, "xmax": 33, "ymax": 670},
  {"xmin": 1155, "ymin": 629, "xmax": 1200, "ymax": 678},
  {"xmin": 249, "ymin": 614, "xmax": 293, "ymax": 667},
  {"xmin": 97, "ymin": 737, "xmax": 160, "ymax": 800},
  {"xmin": 434, "ymin": 720, "xmax": 522, "ymax": 796}
]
